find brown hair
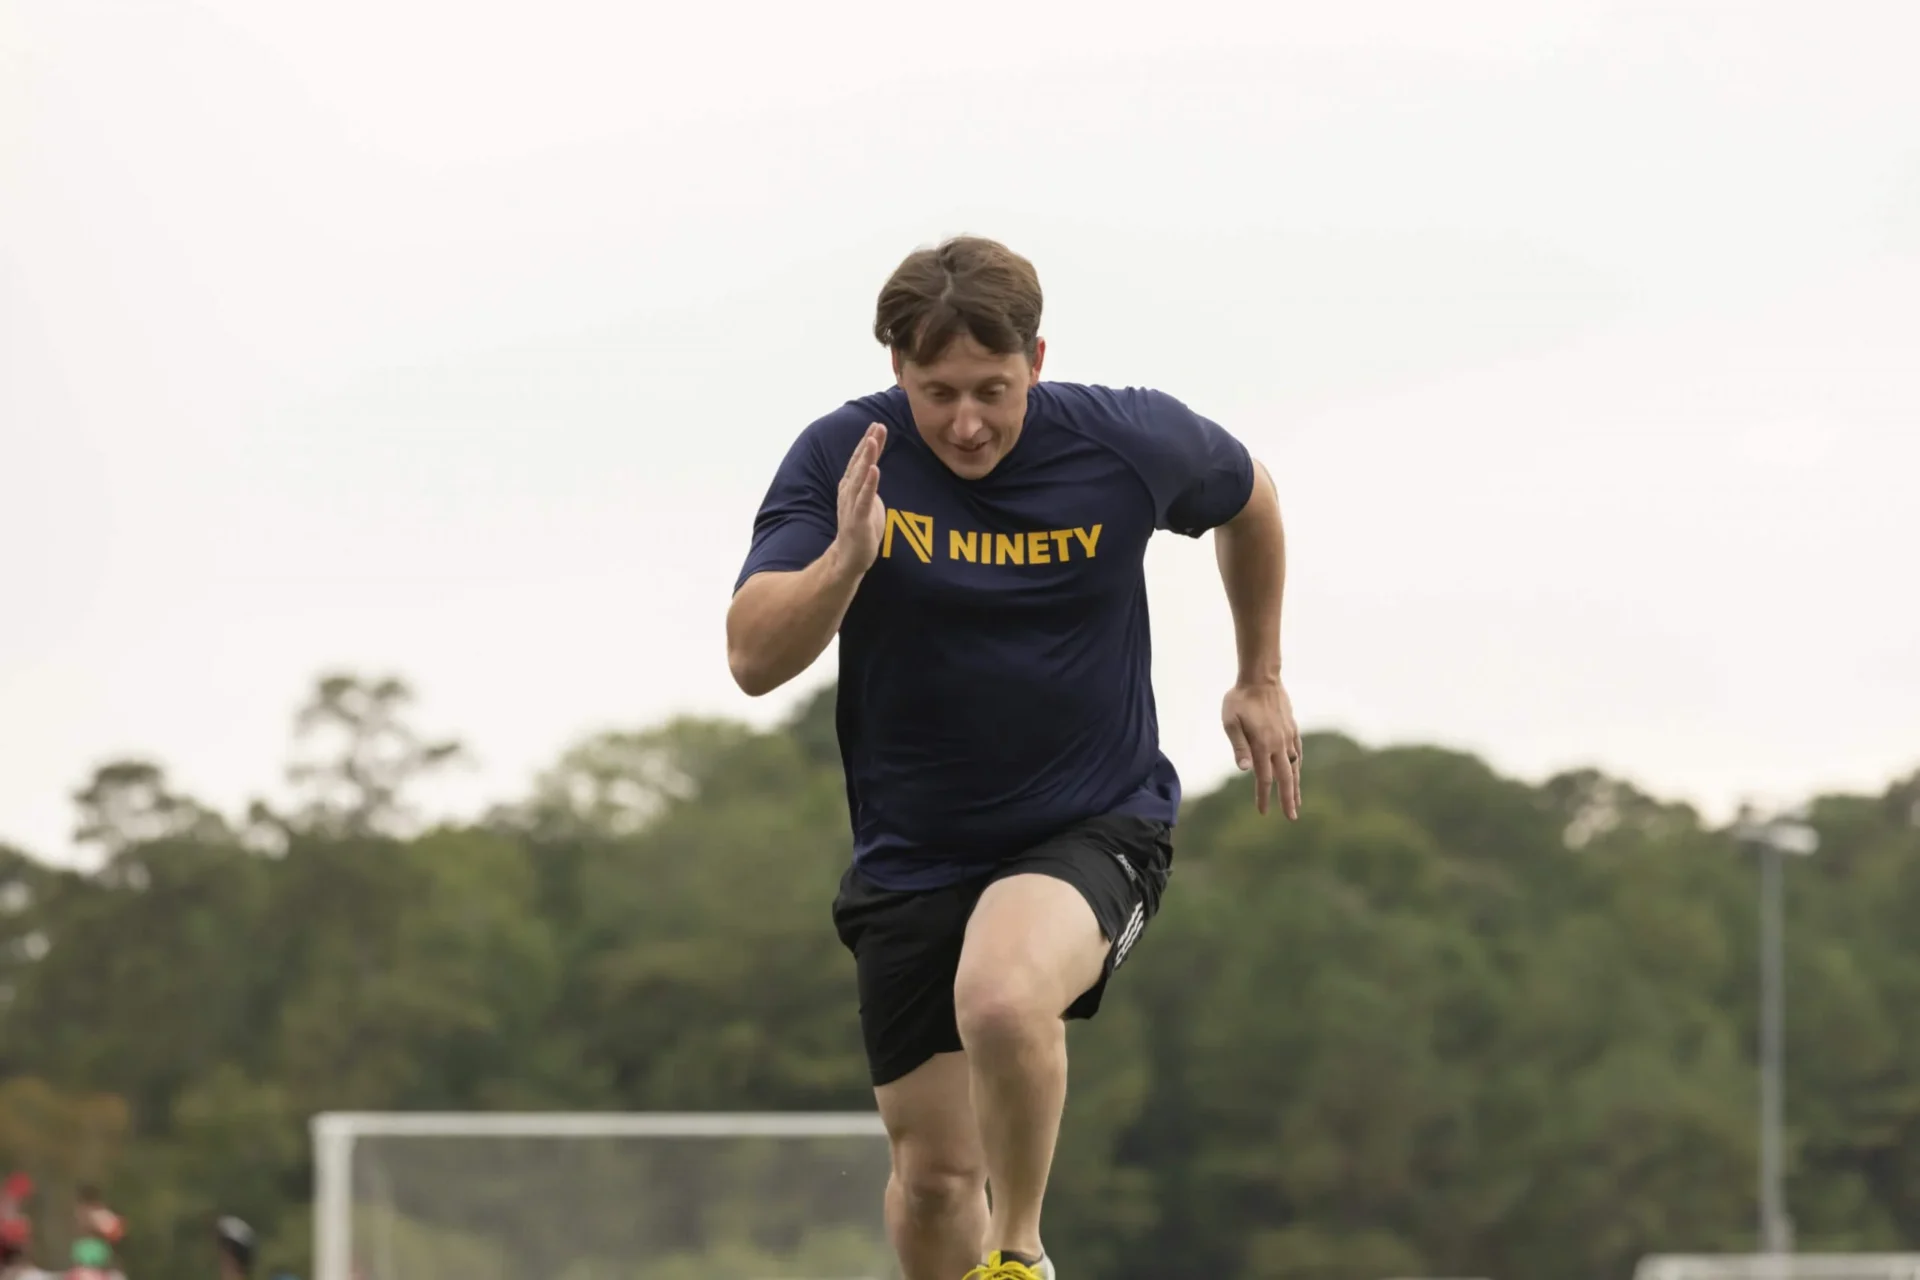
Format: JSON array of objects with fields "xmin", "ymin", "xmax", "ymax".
[{"xmin": 873, "ymin": 236, "xmax": 1043, "ymax": 366}]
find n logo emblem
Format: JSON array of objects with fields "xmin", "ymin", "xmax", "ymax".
[{"xmin": 882, "ymin": 509, "xmax": 935, "ymax": 563}]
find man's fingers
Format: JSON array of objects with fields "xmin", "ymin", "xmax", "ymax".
[
  {"xmin": 1223, "ymin": 718, "xmax": 1253, "ymax": 773},
  {"xmin": 1288, "ymin": 727, "xmax": 1303, "ymax": 818},
  {"xmin": 1242, "ymin": 729, "xmax": 1276, "ymax": 814},
  {"xmin": 1253, "ymin": 749, "xmax": 1274, "ymax": 815},
  {"xmin": 841, "ymin": 427, "xmax": 886, "ymax": 532},
  {"xmin": 842, "ymin": 423, "xmax": 884, "ymax": 482},
  {"xmin": 1232, "ymin": 721, "xmax": 1282, "ymax": 815},
  {"xmin": 1282, "ymin": 721, "xmax": 1303, "ymax": 819},
  {"xmin": 1277, "ymin": 748, "xmax": 1301, "ymax": 820}
]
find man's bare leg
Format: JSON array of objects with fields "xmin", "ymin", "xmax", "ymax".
[
  {"xmin": 875, "ymin": 1051, "xmax": 990, "ymax": 1280},
  {"xmin": 954, "ymin": 873, "xmax": 1110, "ymax": 1264}
]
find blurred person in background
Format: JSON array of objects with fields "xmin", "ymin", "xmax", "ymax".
[
  {"xmin": 62, "ymin": 1239, "xmax": 116, "ymax": 1280},
  {"xmin": 3, "ymin": 1219, "xmax": 55, "ymax": 1280},
  {"xmin": 68, "ymin": 1189, "xmax": 121, "ymax": 1258},
  {"xmin": 70, "ymin": 1189, "xmax": 121, "ymax": 1253},
  {"xmin": 0, "ymin": 1176, "xmax": 29, "ymax": 1248},
  {"xmin": 0, "ymin": 1176, "xmax": 51, "ymax": 1280},
  {"xmin": 213, "ymin": 1217, "xmax": 254, "ymax": 1280},
  {"xmin": 67, "ymin": 1187, "xmax": 123, "ymax": 1280}
]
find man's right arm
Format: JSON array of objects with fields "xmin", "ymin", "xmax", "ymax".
[
  {"xmin": 726, "ymin": 541, "xmax": 866, "ymax": 697},
  {"xmin": 726, "ymin": 419, "xmax": 887, "ymax": 697}
]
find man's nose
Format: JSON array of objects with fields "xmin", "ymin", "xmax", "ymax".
[{"xmin": 951, "ymin": 403, "xmax": 986, "ymax": 442}]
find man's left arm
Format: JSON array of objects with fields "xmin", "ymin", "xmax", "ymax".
[
  {"xmin": 1115, "ymin": 386, "xmax": 1302, "ymax": 819},
  {"xmin": 1213, "ymin": 459, "xmax": 1302, "ymax": 819}
]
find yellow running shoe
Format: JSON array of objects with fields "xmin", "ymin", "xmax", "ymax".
[{"xmin": 964, "ymin": 1250, "xmax": 1056, "ymax": 1279}]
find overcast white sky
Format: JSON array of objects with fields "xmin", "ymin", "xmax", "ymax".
[{"xmin": 4, "ymin": 0, "xmax": 1917, "ymax": 865}]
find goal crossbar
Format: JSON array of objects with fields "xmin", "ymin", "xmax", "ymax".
[
  {"xmin": 311, "ymin": 1111, "xmax": 891, "ymax": 1280},
  {"xmin": 1637, "ymin": 1257, "xmax": 1920, "ymax": 1280},
  {"xmin": 313, "ymin": 1110, "xmax": 888, "ymax": 1140}
]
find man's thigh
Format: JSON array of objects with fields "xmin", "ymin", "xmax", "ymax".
[
  {"xmin": 831, "ymin": 867, "xmax": 981, "ymax": 1087},
  {"xmin": 972, "ymin": 813, "xmax": 1174, "ymax": 1021},
  {"xmin": 830, "ymin": 814, "xmax": 1174, "ymax": 1080},
  {"xmin": 957, "ymin": 873, "xmax": 1108, "ymax": 1024}
]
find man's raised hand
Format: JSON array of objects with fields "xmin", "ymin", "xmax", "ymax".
[{"xmin": 832, "ymin": 422, "xmax": 888, "ymax": 576}]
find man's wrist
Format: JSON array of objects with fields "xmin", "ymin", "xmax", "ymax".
[
  {"xmin": 1235, "ymin": 661, "xmax": 1282, "ymax": 687},
  {"xmin": 821, "ymin": 537, "xmax": 869, "ymax": 588}
]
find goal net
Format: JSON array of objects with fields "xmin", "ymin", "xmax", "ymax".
[{"xmin": 312, "ymin": 1112, "xmax": 896, "ymax": 1280}]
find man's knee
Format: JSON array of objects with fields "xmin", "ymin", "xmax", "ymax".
[
  {"xmin": 953, "ymin": 966, "xmax": 1060, "ymax": 1051},
  {"xmin": 877, "ymin": 1052, "xmax": 987, "ymax": 1218},
  {"xmin": 955, "ymin": 874, "xmax": 1109, "ymax": 1044},
  {"xmin": 891, "ymin": 1138, "xmax": 987, "ymax": 1217}
]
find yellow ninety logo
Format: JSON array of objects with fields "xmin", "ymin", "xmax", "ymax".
[
  {"xmin": 882, "ymin": 509, "xmax": 936, "ymax": 563},
  {"xmin": 881, "ymin": 509, "xmax": 1104, "ymax": 566}
]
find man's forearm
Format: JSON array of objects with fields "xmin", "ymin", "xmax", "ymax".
[
  {"xmin": 1214, "ymin": 460, "xmax": 1285, "ymax": 685},
  {"xmin": 726, "ymin": 542, "xmax": 867, "ymax": 697}
]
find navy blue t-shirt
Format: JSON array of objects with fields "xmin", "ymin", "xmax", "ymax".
[{"xmin": 733, "ymin": 380, "xmax": 1255, "ymax": 891}]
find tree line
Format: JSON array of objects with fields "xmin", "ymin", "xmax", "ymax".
[{"xmin": 2, "ymin": 673, "xmax": 1918, "ymax": 1280}]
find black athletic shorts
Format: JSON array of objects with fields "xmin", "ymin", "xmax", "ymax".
[{"xmin": 829, "ymin": 812, "xmax": 1174, "ymax": 1087}]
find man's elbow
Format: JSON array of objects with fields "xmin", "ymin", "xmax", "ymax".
[
  {"xmin": 728, "ymin": 648, "xmax": 779, "ymax": 698},
  {"xmin": 725, "ymin": 616, "xmax": 773, "ymax": 697},
  {"xmin": 725, "ymin": 598, "xmax": 782, "ymax": 697}
]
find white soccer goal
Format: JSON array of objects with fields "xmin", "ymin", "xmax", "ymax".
[
  {"xmin": 311, "ymin": 1112, "xmax": 895, "ymax": 1280},
  {"xmin": 1636, "ymin": 1256, "xmax": 1920, "ymax": 1280}
]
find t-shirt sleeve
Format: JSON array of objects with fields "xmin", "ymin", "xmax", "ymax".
[
  {"xmin": 733, "ymin": 428, "xmax": 838, "ymax": 592},
  {"xmin": 1115, "ymin": 388, "xmax": 1256, "ymax": 537}
]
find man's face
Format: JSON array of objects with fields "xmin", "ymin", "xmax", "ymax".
[{"xmin": 893, "ymin": 333, "xmax": 1045, "ymax": 480}]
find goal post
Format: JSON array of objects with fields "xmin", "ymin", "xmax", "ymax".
[{"xmin": 312, "ymin": 1111, "xmax": 894, "ymax": 1280}]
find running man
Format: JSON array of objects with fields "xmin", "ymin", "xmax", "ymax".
[{"xmin": 727, "ymin": 235, "xmax": 1299, "ymax": 1280}]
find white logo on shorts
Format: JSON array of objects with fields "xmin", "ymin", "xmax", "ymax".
[{"xmin": 1113, "ymin": 902, "xmax": 1148, "ymax": 968}]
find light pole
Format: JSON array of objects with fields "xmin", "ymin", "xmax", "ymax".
[{"xmin": 1734, "ymin": 804, "xmax": 1819, "ymax": 1258}]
